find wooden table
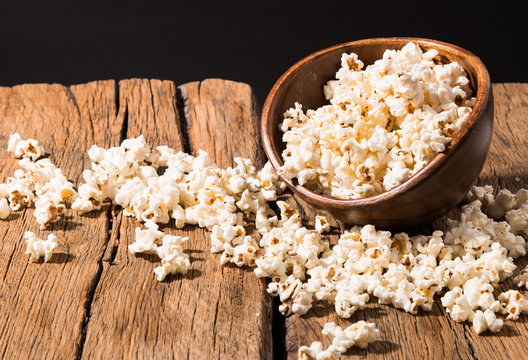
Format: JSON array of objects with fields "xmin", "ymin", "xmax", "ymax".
[{"xmin": 0, "ymin": 80, "xmax": 527, "ymax": 360}]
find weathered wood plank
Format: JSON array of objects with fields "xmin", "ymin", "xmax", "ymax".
[
  {"xmin": 2, "ymin": 81, "xmax": 527, "ymax": 360},
  {"xmin": 461, "ymin": 83, "xmax": 528, "ymax": 360},
  {"xmin": 284, "ymin": 83, "xmax": 528, "ymax": 359},
  {"xmin": 80, "ymin": 79, "xmax": 272, "ymax": 360},
  {"xmin": 181, "ymin": 79, "xmax": 273, "ymax": 359},
  {"xmin": 0, "ymin": 81, "xmax": 119, "ymax": 359}
]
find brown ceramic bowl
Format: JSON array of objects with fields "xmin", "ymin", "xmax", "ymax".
[{"xmin": 261, "ymin": 37, "xmax": 493, "ymax": 231}]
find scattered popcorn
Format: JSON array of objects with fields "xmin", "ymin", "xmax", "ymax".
[
  {"xmin": 324, "ymin": 321, "xmax": 380, "ymax": 350},
  {"xmin": 498, "ymin": 290, "xmax": 528, "ymax": 320},
  {"xmin": 472, "ymin": 309, "xmax": 504, "ymax": 334},
  {"xmin": 279, "ymin": 42, "xmax": 475, "ymax": 199},
  {"xmin": 514, "ymin": 265, "xmax": 528, "ymax": 289},
  {"xmin": 469, "ymin": 186, "xmax": 528, "ymax": 238},
  {"xmin": 6, "ymin": 131, "xmax": 528, "ymax": 356},
  {"xmin": 297, "ymin": 321, "xmax": 380, "ymax": 360},
  {"xmin": 128, "ymin": 222, "xmax": 164, "ymax": 255},
  {"xmin": 297, "ymin": 341, "xmax": 333, "ymax": 360},
  {"xmin": 487, "ymin": 189, "xmax": 516, "ymax": 219},
  {"xmin": 465, "ymin": 185, "xmax": 495, "ymax": 207},
  {"xmin": 154, "ymin": 234, "xmax": 190, "ymax": 281},
  {"xmin": 315, "ymin": 215, "xmax": 331, "ymax": 234},
  {"xmin": 24, "ymin": 231, "xmax": 58, "ymax": 262},
  {"xmin": 2, "ymin": 136, "xmax": 77, "ymax": 228},
  {"xmin": 268, "ymin": 275, "xmax": 314, "ymax": 316},
  {"xmin": 7, "ymin": 132, "xmax": 45, "ymax": 161},
  {"xmin": 441, "ymin": 287, "xmax": 473, "ymax": 322},
  {"xmin": 0, "ymin": 198, "xmax": 9, "ymax": 219},
  {"xmin": 505, "ymin": 205, "xmax": 528, "ymax": 238},
  {"xmin": 72, "ymin": 136, "xmax": 284, "ymax": 269},
  {"xmin": 263, "ymin": 193, "xmax": 524, "ymax": 335},
  {"xmin": 334, "ymin": 277, "xmax": 370, "ymax": 318}
]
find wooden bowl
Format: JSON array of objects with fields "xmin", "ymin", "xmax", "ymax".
[{"xmin": 261, "ymin": 37, "xmax": 493, "ymax": 231}]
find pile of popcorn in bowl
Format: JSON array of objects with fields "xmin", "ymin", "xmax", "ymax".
[
  {"xmin": 2, "ymin": 42, "xmax": 528, "ymax": 360},
  {"xmin": 278, "ymin": 42, "xmax": 475, "ymax": 199}
]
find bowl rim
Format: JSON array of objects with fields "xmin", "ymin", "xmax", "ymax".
[{"xmin": 260, "ymin": 36, "xmax": 492, "ymax": 209}]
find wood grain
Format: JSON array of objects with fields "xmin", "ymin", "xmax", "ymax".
[
  {"xmin": 284, "ymin": 83, "xmax": 528, "ymax": 360},
  {"xmin": 1, "ymin": 81, "xmax": 527, "ymax": 360},
  {"xmin": 460, "ymin": 83, "xmax": 528, "ymax": 360},
  {"xmin": 180, "ymin": 79, "xmax": 272, "ymax": 359},
  {"xmin": 0, "ymin": 81, "xmax": 119, "ymax": 359},
  {"xmin": 79, "ymin": 79, "xmax": 272, "ymax": 360},
  {"xmin": 283, "ymin": 201, "xmax": 473, "ymax": 360}
]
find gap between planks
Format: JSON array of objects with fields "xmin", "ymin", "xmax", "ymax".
[
  {"xmin": 75, "ymin": 80, "xmax": 124, "ymax": 360},
  {"xmin": 72, "ymin": 79, "xmax": 281, "ymax": 360}
]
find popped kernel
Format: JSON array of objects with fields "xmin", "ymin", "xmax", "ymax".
[
  {"xmin": 24, "ymin": 231, "xmax": 58, "ymax": 262},
  {"xmin": 280, "ymin": 42, "xmax": 475, "ymax": 199}
]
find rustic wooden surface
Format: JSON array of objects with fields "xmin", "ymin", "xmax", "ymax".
[
  {"xmin": 0, "ymin": 82, "xmax": 527, "ymax": 360},
  {"xmin": 0, "ymin": 81, "xmax": 120, "ymax": 360},
  {"xmin": 285, "ymin": 83, "xmax": 528, "ymax": 360}
]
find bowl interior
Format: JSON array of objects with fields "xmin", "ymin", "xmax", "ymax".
[{"xmin": 265, "ymin": 38, "xmax": 482, "ymax": 180}]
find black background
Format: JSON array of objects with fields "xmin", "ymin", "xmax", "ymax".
[{"xmin": 0, "ymin": 1, "xmax": 524, "ymax": 108}]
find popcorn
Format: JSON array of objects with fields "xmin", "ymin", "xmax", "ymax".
[
  {"xmin": 334, "ymin": 276, "xmax": 370, "ymax": 318},
  {"xmin": 441, "ymin": 287, "xmax": 473, "ymax": 322},
  {"xmin": 305, "ymin": 264, "xmax": 341, "ymax": 302},
  {"xmin": 486, "ymin": 189, "xmax": 516, "ymax": 219},
  {"xmin": 255, "ymin": 203, "xmax": 327, "ymax": 282},
  {"xmin": 24, "ymin": 231, "xmax": 58, "ymax": 262},
  {"xmin": 172, "ymin": 205, "xmax": 186, "ymax": 229},
  {"xmin": 34, "ymin": 197, "xmax": 66, "ymax": 229},
  {"xmin": 0, "ymin": 198, "xmax": 9, "ymax": 220},
  {"xmin": 468, "ymin": 186, "xmax": 528, "ymax": 239},
  {"xmin": 128, "ymin": 222, "xmax": 164, "ymax": 255},
  {"xmin": 280, "ymin": 42, "xmax": 474, "ymax": 199},
  {"xmin": 154, "ymin": 234, "xmax": 190, "ymax": 281},
  {"xmin": 228, "ymin": 235, "xmax": 259, "ymax": 267},
  {"xmin": 297, "ymin": 341, "xmax": 333, "ymax": 360},
  {"xmin": 472, "ymin": 309, "xmax": 504, "ymax": 334},
  {"xmin": 315, "ymin": 215, "xmax": 331, "ymax": 234},
  {"xmin": 465, "ymin": 185, "xmax": 494, "ymax": 207},
  {"xmin": 7, "ymin": 131, "xmax": 528, "ymax": 349},
  {"xmin": 2, "ymin": 137, "xmax": 77, "ymax": 228},
  {"xmin": 297, "ymin": 321, "xmax": 380, "ymax": 360},
  {"xmin": 323, "ymin": 321, "xmax": 380, "ymax": 350},
  {"xmin": 7, "ymin": 132, "xmax": 45, "ymax": 161},
  {"xmin": 462, "ymin": 277, "xmax": 498, "ymax": 311},
  {"xmin": 129, "ymin": 223, "xmax": 191, "ymax": 281},
  {"xmin": 69, "ymin": 137, "xmax": 292, "ymax": 280},
  {"xmin": 269, "ymin": 275, "xmax": 313, "ymax": 316},
  {"xmin": 505, "ymin": 205, "xmax": 528, "ymax": 237},
  {"xmin": 73, "ymin": 136, "xmax": 284, "ymax": 272},
  {"xmin": 514, "ymin": 266, "xmax": 528, "ymax": 289},
  {"xmin": 498, "ymin": 290, "xmax": 528, "ymax": 320}
]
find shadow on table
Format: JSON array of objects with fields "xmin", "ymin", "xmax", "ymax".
[
  {"xmin": 345, "ymin": 339, "xmax": 400, "ymax": 356},
  {"xmin": 47, "ymin": 252, "xmax": 75, "ymax": 264}
]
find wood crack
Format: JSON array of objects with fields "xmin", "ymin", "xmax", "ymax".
[
  {"xmin": 175, "ymin": 86, "xmax": 192, "ymax": 155},
  {"xmin": 75, "ymin": 83, "xmax": 126, "ymax": 360},
  {"xmin": 74, "ymin": 190, "xmax": 116, "ymax": 360},
  {"xmin": 119, "ymin": 106, "xmax": 129, "ymax": 146},
  {"xmin": 0, "ymin": 222, "xmax": 18, "ymax": 282},
  {"xmin": 272, "ymin": 296, "xmax": 287, "ymax": 360},
  {"xmin": 103, "ymin": 206, "xmax": 120, "ymax": 265},
  {"xmin": 462, "ymin": 325, "xmax": 478, "ymax": 360},
  {"xmin": 74, "ymin": 229, "xmax": 109, "ymax": 360},
  {"xmin": 66, "ymin": 86, "xmax": 93, "ymax": 147}
]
